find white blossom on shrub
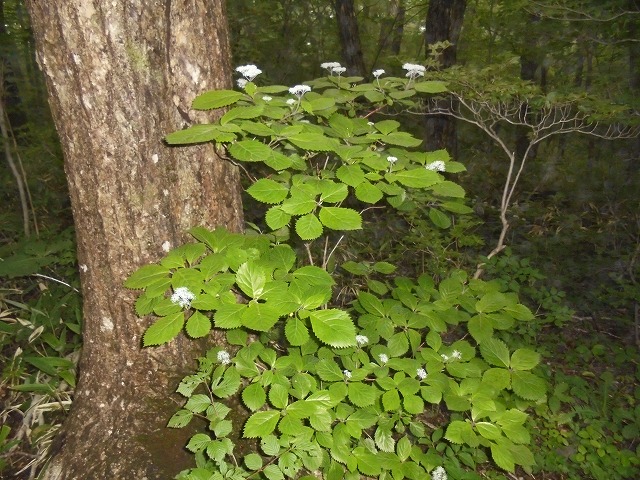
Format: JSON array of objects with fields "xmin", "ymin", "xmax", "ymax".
[
  {"xmin": 289, "ymin": 85, "xmax": 311, "ymax": 97},
  {"xmin": 431, "ymin": 466, "xmax": 447, "ymax": 480},
  {"xmin": 170, "ymin": 287, "xmax": 195, "ymax": 309},
  {"xmin": 235, "ymin": 64, "xmax": 262, "ymax": 81},
  {"xmin": 403, "ymin": 62, "xmax": 426, "ymax": 79},
  {"xmin": 426, "ymin": 160, "xmax": 446, "ymax": 172},
  {"xmin": 217, "ymin": 350, "xmax": 231, "ymax": 365}
]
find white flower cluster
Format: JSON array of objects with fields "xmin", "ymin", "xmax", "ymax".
[
  {"xmin": 441, "ymin": 350, "xmax": 462, "ymax": 362},
  {"xmin": 431, "ymin": 466, "xmax": 447, "ymax": 480},
  {"xmin": 416, "ymin": 368, "xmax": 427, "ymax": 380},
  {"xmin": 237, "ymin": 78, "xmax": 248, "ymax": 89},
  {"xmin": 333, "ymin": 66, "xmax": 347, "ymax": 75},
  {"xmin": 262, "ymin": 95, "xmax": 272, "ymax": 102},
  {"xmin": 217, "ymin": 350, "xmax": 231, "ymax": 365},
  {"xmin": 356, "ymin": 335, "xmax": 369, "ymax": 346},
  {"xmin": 378, "ymin": 353, "xmax": 389, "ymax": 364},
  {"xmin": 426, "ymin": 160, "xmax": 446, "ymax": 172},
  {"xmin": 343, "ymin": 370, "xmax": 352, "ymax": 379},
  {"xmin": 321, "ymin": 61, "xmax": 346, "ymax": 75},
  {"xmin": 372, "ymin": 69, "xmax": 385, "ymax": 78},
  {"xmin": 403, "ymin": 62, "xmax": 426, "ymax": 79},
  {"xmin": 289, "ymin": 84, "xmax": 311, "ymax": 97},
  {"xmin": 387, "ymin": 156, "xmax": 398, "ymax": 164},
  {"xmin": 170, "ymin": 287, "xmax": 195, "ymax": 309},
  {"xmin": 235, "ymin": 64, "xmax": 262, "ymax": 81}
]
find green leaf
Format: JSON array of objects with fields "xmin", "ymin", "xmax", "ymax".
[
  {"xmin": 374, "ymin": 120, "xmax": 400, "ymax": 135},
  {"xmin": 309, "ymin": 309, "xmax": 356, "ymax": 348},
  {"xmin": 185, "ymin": 311, "xmax": 211, "ymax": 338},
  {"xmin": 265, "ymin": 206, "xmax": 291, "ymax": 230},
  {"xmin": 186, "ymin": 433, "xmax": 211, "ymax": 453},
  {"xmin": 243, "ymin": 410, "xmax": 280, "ymax": 438},
  {"xmin": 285, "ymin": 317, "xmax": 310, "ymax": 346},
  {"xmin": 184, "ymin": 394, "xmax": 211, "ymax": 414},
  {"xmin": 382, "ymin": 389, "xmax": 401, "ymax": 411},
  {"xmin": 386, "ymin": 168, "xmax": 440, "ymax": 188},
  {"xmin": 491, "ymin": 441, "xmax": 515, "ymax": 472},
  {"xmin": 268, "ymin": 383, "xmax": 289, "ymax": 409},
  {"xmin": 192, "ymin": 89, "xmax": 244, "ymax": 109},
  {"xmin": 281, "ymin": 194, "xmax": 317, "ymax": 216},
  {"xmin": 211, "ymin": 367, "xmax": 241, "ymax": 398},
  {"xmin": 396, "ymin": 436, "xmax": 412, "ymax": 462},
  {"xmin": 318, "ymin": 207, "xmax": 362, "ymax": 231},
  {"xmin": 247, "ymin": 179, "xmax": 290, "ymax": 204},
  {"xmin": 511, "ymin": 371, "xmax": 546, "ymax": 401},
  {"xmin": 319, "ymin": 182, "xmax": 349, "ymax": 203},
  {"xmin": 167, "ymin": 409, "xmax": 193, "ymax": 428},
  {"xmin": 143, "ymin": 312, "xmax": 184, "ymax": 346},
  {"xmin": 353, "ymin": 447, "xmax": 383, "ymax": 476},
  {"xmin": 214, "ymin": 303, "xmax": 245, "ymax": 329},
  {"xmin": 510, "ymin": 349, "xmax": 540, "ymax": 370},
  {"xmin": 504, "ymin": 303, "xmax": 535, "ymax": 321},
  {"xmin": 414, "ymin": 81, "xmax": 448, "ymax": 93},
  {"xmin": 348, "ymin": 383, "xmax": 377, "ymax": 407},
  {"xmin": 355, "ymin": 181, "xmax": 383, "ymax": 204},
  {"xmin": 244, "ymin": 453, "xmax": 263, "ymax": 470},
  {"xmin": 292, "ymin": 265, "xmax": 335, "ymax": 287},
  {"xmin": 374, "ymin": 427, "xmax": 395, "ymax": 452},
  {"xmin": 476, "ymin": 422, "xmax": 502, "ymax": 440},
  {"xmin": 263, "ymin": 465, "xmax": 285, "ymax": 480},
  {"xmin": 476, "ymin": 292, "xmax": 510, "ymax": 313},
  {"xmin": 288, "ymin": 133, "xmax": 338, "ymax": 151},
  {"xmin": 242, "ymin": 382, "xmax": 267, "ymax": 411},
  {"xmin": 316, "ymin": 358, "xmax": 344, "ymax": 381},
  {"xmin": 165, "ymin": 124, "xmax": 236, "ymax": 145},
  {"xmin": 336, "ymin": 164, "xmax": 365, "ymax": 187},
  {"xmin": 236, "ymin": 262, "xmax": 266, "ymax": 298},
  {"xmin": 220, "ymin": 105, "xmax": 264, "ymax": 125},
  {"xmin": 468, "ymin": 314, "xmax": 493, "ymax": 344},
  {"xmin": 125, "ymin": 265, "xmax": 170, "ymax": 289},
  {"xmin": 480, "ymin": 338, "xmax": 511, "ymax": 368},
  {"xmin": 229, "ymin": 139, "xmax": 273, "ymax": 162},
  {"xmin": 429, "ymin": 208, "xmax": 451, "ymax": 229},
  {"xmin": 296, "ymin": 213, "xmax": 323, "ymax": 240},
  {"xmin": 241, "ymin": 302, "xmax": 281, "ymax": 332},
  {"xmin": 431, "ymin": 181, "xmax": 466, "ymax": 198},
  {"xmin": 378, "ymin": 132, "xmax": 422, "ymax": 147}
]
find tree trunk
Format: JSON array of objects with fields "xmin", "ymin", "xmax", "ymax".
[
  {"xmin": 24, "ymin": 1, "xmax": 243, "ymax": 478},
  {"xmin": 423, "ymin": 0, "xmax": 467, "ymax": 157},
  {"xmin": 335, "ymin": 0, "xmax": 366, "ymax": 76}
]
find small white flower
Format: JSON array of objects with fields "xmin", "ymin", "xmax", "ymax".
[
  {"xmin": 332, "ymin": 66, "xmax": 347, "ymax": 75},
  {"xmin": 417, "ymin": 368, "xmax": 427, "ymax": 380},
  {"xmin": 356, "ymin": 335, "xmax": 369, "ymax": 346},
  {"xmin": 403, "ymin": 62, "xmax": 426, "ymax": 79},
  {"xmin": 321, "ymin": 61, "xmax": 342, "ymax": 71},
  {"xmin": 289, "ymin": 84, "xmax": 311, "ymax": 97},
  {"xmin": 79, "ymin": 264, "xmax": 88, "ymax": 273},
  {"xmin": 451, "ymin": 350, "xmax": 462, "ymax": 360},
  {"xmin": 426, "ymin": 160, "xmax": 446, "ymax": 172},
  {"xmin": 367, "ymin": 121, "xmax": 375, "ymax": 126},
  {"xmin": 235, "ymin": 64, "xmax": 262, "ymax": 81},
  {"xmin": 441, "ymin": 353, "xmax": 449, "ymax": 362},
  {"xmin": 217, "ymin": 350, "xmax": 231, "ymax": 365},
  {"xmin": 378, "ymin": 354, "xmax": 389, "ymax": 364},
  {"xmin": 261, "ymin": 95, "xmax": 272, "ymax": 102},
  {"xmin": 161, "ymin": 240, "xmax": 171, "ymax": 252},
  {"xmin": 431, "ymin": 466, "xmax": 447, "ymax": 480},
  {"xmin": 170, "ymin": 287, "xmax": 195, "ymax": 309},
  {"xmin": 343, "ymin": 370, "xmax": 352, "ymax": 379},
  {"xmin": 420, "ymin": 26, "xmax": 427, "ymax": 33},
  {"xmin": 237, "ymin": 78, "xmax": 248, "ymax": 89},
  {"xmin": 286, "ymin": 98, "xmax": 297, "ymax": 105},
  {"xmin": 387, "ymin": 156, "xmax": 398, "ymax": 164},
  {"xmin": 372, "ymin": 69, "xmax": 385, "ymax": 78}
]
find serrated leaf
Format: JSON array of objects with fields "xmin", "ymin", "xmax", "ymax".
[
  {"xmin": 281, "ymin": 194, "xmax": 317, "ymax": 216},
  {"xmin": 504, "ymin": 303, "xmax": 535, "ymax": 321},
  {"xmin": 185, "ymin": 394, "xmax": 211, "ymax": 414},
  {"xmin": 263, "ymin": 464, "xmax": 285, "ymax": 480},
  {"xmin": 242, "ymin": 382, "xmax": 267, "ymax": 411},
  {"xmin": 476, "ymin": 422, "xmax": 502, "ymax": 440},
  {"xmin": 296, "ymin": 213, "xmax": 323, "ymax": 240},
  {"xmin": 244, "ymin": 453, "xmax": 263, "ymax": 470},
  {"xmin": 285, "ymin": 317, "xmax": 310, "ymax": 346},
  {"xmin": 355, "ymin": 181, "xmax": 384, "ymax": 203},
  {"xmin": 414, "ymin": 80, "xmax": 448, "ymax": 93},
  {"xmin": 292, "ymin": 265, "xmax": 334, "ymax": 286},
  {"xmin": 318, "ymin": 207, "xmax": 362, "ymax": 230},
  {"xmin": 319, "ymin": 181, "xmax": 349, "ymax": 203},
  {"xmin": 261, "ymin": 435, "xmax": 281, "ymax": 455},
  {"xmin": 353, "ymin": 447, "xmax": 383, "ymax": 476},
  {"xmin": 309, "ymin": 309, "xmax": 356, "ymax": 348},
  {"xmin": 229, "ymin": 139, "xmax": 273, "ymax": 162},
  {"xmin": 348, "ymin": 383, "xmax": 377, "ymax": 407},
  {"xmin": 396, "ymin": 436, "xmax": 411, "ymax": 462},
  {"xmin": 476, "ymin": 292, "xmax": 510, "ymax": 313},
  {"xmin": 167, "ymin": 409, "xmax": 193, "ymax": 428},
  {"xmin": 247, "ymin": 179, "xmax": 290, "ymax": 204},
  {"xmin": 185, "ymin": 311, "xmax": 211, "ymax": 338},
  {"xmin": 403, "ymin": 394, "xmax": 424, "ymax": 414},
  {"xmin": 374, "ymin": 120, "xmax": 400, "ymax": 135},
  {"xmin": 431, "ymin": 181, "xmax": 466, "ymax": 198},
  {"xmin": 491, "ymin": 441, "xmax": 515, "ymax": 472},
  {"xmin": 468, "ymin": 314, "xmax": 493, "ymax": 344},
  {"xmin": 125, "ymin": 264, "xmax": 170, "ymax": 289},
  {"xmin": 429, "ymin": 208, "xmax": 451, "ymax": 229},
  {"xmin": 382, "ymin": 389, "xmax": 401, "ymax": 411},
  {"xmin": 143, "ymin": 312, "xmax": 184, "ymax": 346},
  {"xmin": 192, "ymin": 89, "xmax": 244, "ymax": 109},
  {"xmin": 374, "ymin": 427, "xmax": 395, "ymax": 452},
  {"xmin": 220, "ymin": 105, "xmax": 264, "ymax": 125},
  {"xmin": 241, "ymin": 302, "xmax": 281, "ymax": 332},
  {"xmin": 244, "ymin": 410, "xmax": 280, "ymax": 438},
  {"xmin": 510, "ymin": 349, "xmax": 540, "ymax": 371},
  {"xmin": 379, "ymin": 132, "xmax": 422, "ymax": 147},
  {"xmin": 165, "ymin": 124, "xmax": 236, "ymax": 145},
  {"xmin": 236, "ymin": 262, "xmax": 266, "ymax": 298},
  {"xmin": 288, "ymin": 133, "xmax": 338, "ymax": 151},
  {"xmin": 316, "ymin": 358, "xmax": 344, "ymax": 381},
  {"xmin": 336, "ymin": 164, "xmax": 365, "ymax": 187},
  {"xmin": 186, "ymin": 433, "xmax": 211, "ymax": 453},
  {"xmin": 268, "ymin": 383, "xmax": 289, "ymax": 409},
  {"xmin": 511, "ymin": 371, "xmax": 546, "ymax": 401},
  {"xmin": 480, "ymin": 337, "xmax": 511, "ymax": 368},
  {"xmin": 386, "ymin": 168, "xmax": 440, "ymax": 188},
  {"xmin": 265, "ymin": 206, "xmax": 291, "ymax": 230}
]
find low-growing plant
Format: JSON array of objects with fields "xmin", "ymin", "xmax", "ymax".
[{"xmin": 126, "ymin": 62, "xmax": 547, "ymax": 479}]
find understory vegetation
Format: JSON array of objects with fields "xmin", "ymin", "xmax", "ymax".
[{"xmin": 2, "ymin": 1, "xmax": 639, "ymax": 479}]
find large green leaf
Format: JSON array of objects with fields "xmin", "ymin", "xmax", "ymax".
[
  {"xmin": 429, "ymin": 208, "xmax": 451, "ymax": 229},
  {"xmin": 468, "ymin": 314, "xmax": 493, "ymax": 344},
  {"xmin": 511, "ymin": 371, "xmax": 546, "ymax": 401},
  {"xmin": 288, "ymin": 133, "xmax": 338, "ymax": 151},
  {"xmin": 336, "ymin": 164, "xmax": 365, "ymax": 187},
  {"xmin": 220, "ymin": 105, "xmax": 264, "ymax": 125},
  {"xmin": 143, "ymin": 312, "xmax": 184, "ymax": 346},
  {"xmin": 386, "ymin": 168, "xmax": 440, "ymax": 188},
  {"xmin": 355, "ymin": 181, "xmax": 383, "ymax": 203},
  {"xmin": 236, "ymin": 262, "xmax": 267, "ymax": 298},
  {"xmin": 510, "ymin": 349, "xmax": 540, "ymax": 371},
  {"xmin": 490, "ymin": 440, "xmax": 515, "ymax": 472},
  {"xmin": 192, "ymin": 89, "xmax": 244, "ymax": 109},
  {"xmin": 242, "ymin": 383, "xmax": 267, "ymax": 411},
  {"xmin": 476, "ymin": 292, "xmax": 510, "ymax": 313},
  {"xmin": 125, "ymin": 264, "xmax": 170, "ymax": 289},
  {"xmin": 243, "ymin": 410, "xmax": 280, "ymax": 438},
  {"xmin": 431, "ymin": 181, "xmax": 466, "ymax": 198},
  {"xmin": 247, "ymin": 179, "xmax": 289, "ymax": 204},
  {"xmin": 185, "ymin": 311, "xmax": 211, "ymax": 338},
  {"xmin": 165, "ymin": 124, "xmax": 236, "ymax": 145},
  {"xmin": 318, "ymin": 207, "xmax": 362, "ymax": 230},
  {"xmin": 295, "ymin": 213, "xmax": 323, "ymax": 240},
  {"xmin": 309, "ymin": 309, "xmax": 356, "ymax": 348},
  {"xmin": 285, "ymin": 317, "xmax": 310, "ymax": 346},
  {"xmin": 229, "ymin": 139, "xmax": 272, "ymax": 162},
  {"xmin": 241, "ymin": 302, "xmax": 281, "ymax": 332},
  {"xmin": 479, "ymin": 337, "xmax": 511, "ymax": 368},
  {"xmin": 347, "ymin": 383, "xmax": 377, "ymax": 407},
  {"xmin": 265, "ymin": 206, "xmax": 291, "ymax": 230},
  {"xmin": 414, "ymin": 81, "xmax": 448, "ymax": 93}
]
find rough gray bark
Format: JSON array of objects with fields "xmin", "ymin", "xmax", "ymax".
[
  {"xmin": 423, "ymin": 0, "xmax": 467, "ymax": 157},
  {"xmin": 335, "ymin": 0, "xmax": 366, "ymax": 76},
  {"xmin": 24, "ymin": 1, "xmax": 243, "ymax": 478}
]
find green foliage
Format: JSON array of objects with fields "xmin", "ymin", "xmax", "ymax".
[{"xmin": 126, "ymin": 64, "xmax": 549, "ymax": 479}]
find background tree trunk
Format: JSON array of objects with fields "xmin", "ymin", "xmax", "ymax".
[
  {"xmin": 335, "ymin": 0, "xmax": 366, "ymax": 76},
  {"xmin": 24, "ymin": 1, "xmax": 243, "ymax": 478},
  {"xmin": 423, "ymin": 0, "xmax": 466, "ymax": 157}
]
